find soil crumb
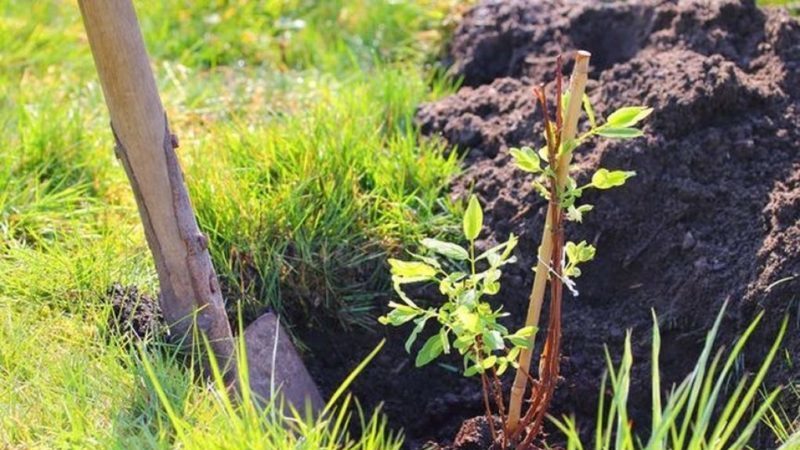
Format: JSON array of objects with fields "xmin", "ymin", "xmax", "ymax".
[{"xmin": 410, "ymin": 0, "xmax": 800, "ymax": 447}]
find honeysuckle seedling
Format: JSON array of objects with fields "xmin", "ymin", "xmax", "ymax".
[
  {"xmin": 379, "ymin": 195, "xmax": 535, "ymax": 377},
  {"xmin": 379, "ymin": 51, "xmax": 652, "ymax": 450},
  {"xmin": 503, "ymin": 51, "xmax": 651, "ymax": 447},
  {"xmin": 379, "ymin": 195, "xmax": 537, "ymax": 440}
]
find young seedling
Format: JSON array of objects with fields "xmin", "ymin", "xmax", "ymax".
[
  {"xmin": 379, "ymin": 195, "xmax": 534, "ymax": 441},
  {"xmin": 505, "ymin": 52, "xmax": 651, "ymax": 445},
  {"xmin": 380, "ymin": 51, "xmax": 651, "ymax": 448}
]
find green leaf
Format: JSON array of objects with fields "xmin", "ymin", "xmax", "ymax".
[
  {"xmin": 591, "ymin": 169, "xmax": 636, "ymax": 189},
  {"xmin": 415, "ymin": 334, "xmax": 444, "ymax": 367},
  {"xmin": 501, "ymin": 233, "xmax": 518, "ymax": 260},
  {"xmin": 481, "ymin": 355, "xmax": 497, "ymax": 370},
  {"xmin": 508, "ymin": 326, "xmax": 537, "ymax": 349},
  {"xmin": 606, "ymin": 106, "xmax": 653, "ymax": 128},
  {"xmin": 439, "ymin": 327, "xmax": 451, "ymax": 354},
  {"xmin": 463, "ymin": 195, "xmax": 483, "ymax": 241},
  {"xmin": 565, "ymin": 241, "xmax": 596, "ymax": 264},
  {"xmin": 405, "ymin": 315, "xmax": 430, "ymax": 353},
  {"xmin": 456, "ymin": 306, "xmax": 480, "ymax": 333},
  {"xmin": 464, "ymin": 364, "xmax": 481, "ymax": 377},
  {"xmin": 421, "ymin": 238, "xmax": 469, "ymax": 261},
  {"xmin": 566, "ymin": 204, "xmax": 593, "ymax": 223},
  {"xmin": 582, "ymin": 94, "xmax": 597, "ymax": 129},
  {"xmin": 389, "ymin": 259, "xmax": 437, "ymax": 283},
  {"xmin": 496, "ymin": 357, "xmax": 509, "ymax": 375},
  {"xmin": 509, "ymin": 146, "xmax": 542, "ymax": 173},
  {"xmin": 483, "ymin": 330, "xmax": 505, "ymax": 351},
  {"xmin": 378, "ymin": 302, "xmax": 420, "ymax": 326},
  {"xmin": 532, "ymin": 181, "xmax": 550, "ymax": 200},
  {"xmin": 413, "ymin": 254, "xmax": 442, "ymax": 271},
  {"xmin": 596, "ymin": 127, "xmax": 644, "ymax": 139},
  {"xmin": 565, "ymin": 266, "xmax": 581, "ymax": 278},
  {"xmin": 454, "ymin": 335, "xmax": 473, "ymax": 353},
  {"xmin": 538, "ymin": 145, "xmax": 549, "ymax": 163}
]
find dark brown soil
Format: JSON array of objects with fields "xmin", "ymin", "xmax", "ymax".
[{"xmin": 411, "ymin": 0, "xmax": 800, "ymax": 447}]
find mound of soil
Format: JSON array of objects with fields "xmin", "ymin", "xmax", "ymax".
[{"xmin": 409, "ymin": 0, "xmax": 800, "ymax": 447}]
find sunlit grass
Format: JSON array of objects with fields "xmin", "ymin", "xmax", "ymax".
[{"xmin": 0, "ymin": 0, "xmax": 465, "ymax": 447}]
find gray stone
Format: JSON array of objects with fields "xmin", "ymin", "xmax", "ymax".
[{"xmin": 243, "ymin": 312, "xmax": 324, "ymax": 416}]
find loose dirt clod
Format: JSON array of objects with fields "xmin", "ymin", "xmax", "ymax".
[
  {"xmin": 414, "ymin": 0, "xmax": 800, "ymax": 446},
  {"xmin": 106, "ymin": 283, "xmax": 166, "ymax": 341}
]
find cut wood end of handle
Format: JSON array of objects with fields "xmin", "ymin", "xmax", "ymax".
[{"xmin": 574, "ymin": 50, "xmax": 591, "ymax": 72}]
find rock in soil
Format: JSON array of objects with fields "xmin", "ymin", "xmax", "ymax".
[{"xmin": 412, "ymin": 0, "xmax": 800, "ymax": 447}]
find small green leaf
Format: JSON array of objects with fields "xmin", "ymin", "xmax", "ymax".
[
  {"xmin": 596, "ymin": 127, "xmax": 644, "ymax": 139},
  {"xmin": 579, "ymin": 243, "xmax": 596, "ymax": 261},
  {"xmin": 484, "ymin": 281, "xmax": 500, "ymax": 295},
  {"xmin": 458, "ymin": 289, "xmax": 478, "ymax": 309},
  {"xmin": 456, "ymin": 307, "xmax": 480, "ymax": 333},
  {"xmin": 501, "ymin": 234, "xmax": 518, "ymax": 260},
  {"xmin": 565, "ymin": 241, "xmax": 596, "ymax": 264},
  {"xmin": 496, "ymin": 357, "xmax": 509, "ymax": 375},
  {"xmin": 392, "ymin": 280, "xmax": 419, "ymax": 308},
  {"xmin": 405, "ymin": 315, "xmax": 429, "ymax": 353},
  {"xmin": 508, "ymin": 326, "xmax": 537, "ymax": 349},
  {"xmin": 463, "ymin": 195, "xmax": 483, "ymax": 241},
  {"xmin": 454, "ymin": 335, "xmax": 473, "ymax": 353},
  {"xmin": 538, "ymin": 145, "xmax": 549, "ymax": 163},
  {"xmin": 389, "ymin": 259, "xmax": 437, "ymax": 283},
  {"xmin": 565, "ymin": 266, "xmax": 582, "ymax": 277},
  {"xmin": 483, "ymin": 330, "xmax": 505, "ymax": 351},
  {"xmin": 532, "ymin": 181, "xmax": 550, "ymax": 200},
  {"xmin": 582, "ymin": 94, "xmax": 597, "ymax": 129},
  {"xmin": 606, "ymin": 106, "xmax": 653, "ymax": 128},
  {"xmin": 464, "ymin": 364, "xmax": 481, "ymax": 377},
  {"xmin": 591, "ymin": 169, "xmax": 636, "ymax": 189},
  {"xmin": 481, "ymin": 355, "xmax": 497, "ymax": 369},
  {"xmin": 439, "ymin": 327, "xmax": 451, "ymax": 354},
  {"xmin": 566, "ymin": 204, "xmax": 593, "ymax": 223},
  {"xmin": 379, "ymin": 302, "xmax": 420, "ymax": 326},
  {"xmin": 421, "ymin": 238, "xmax": 469, "ymax": 261},
  {"xmin": 509, "ymin": 146, "xmax": 542, "ymax": 173},
  {"xmin": 415, "ymin": 334, "xmax": 445, "ymax": 367}
]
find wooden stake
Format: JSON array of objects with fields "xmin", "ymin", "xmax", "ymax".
[
  {"xmin": 507, "ymin": 50, "xmax": 591, "ymax": 430},
  {"xmin": 78, "ymin": 0, "xmax": 322, "ymax": 414},
  {"xmin": 78, "ymin": 0, "xmax": 236, "ymax": 377}
]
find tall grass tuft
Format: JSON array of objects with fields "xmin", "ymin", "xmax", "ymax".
[
  {"xmin": 137, "ymin": 329, "xmax": 401, "ymax": 450},
  {"xmin": 552, "ymin": 303, "xmax": 788, "ymax": 450}
]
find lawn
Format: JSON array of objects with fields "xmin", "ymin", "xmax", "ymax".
[{"xmin": 0, "ymin": 1, "xmax": 465, "ymax": 448}]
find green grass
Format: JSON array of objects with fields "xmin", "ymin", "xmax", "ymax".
[
  {"xmin": 759, "ymin": 0, "xmax": 800, "ymax": 14},
  {"xmin": 553, "ymin": 305, "xmax": 789, "ymax": 450},
  {"xmin": 0, "ymin": 0, "xmax": 464, "ymax": 447}
]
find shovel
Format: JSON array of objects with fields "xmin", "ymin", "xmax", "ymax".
[{"xmin": 77, "ymin": 0, "xmax": 324, "ymax": 414}]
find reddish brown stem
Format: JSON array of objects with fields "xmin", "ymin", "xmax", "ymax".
[
  {"xmin": 513, "ymin": 60, "xmax": 567, "ymax": 449},
  {"xmin": 481, "ymin": 370, "xmax": 499, "ymax": 444}
]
